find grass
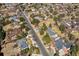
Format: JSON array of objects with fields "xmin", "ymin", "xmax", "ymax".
[
  {"xmin": 71, "ymin": 31, "xmax": 79, "ymax": 38},
  {"xmin": 52, "ymin": 26, "xmax": 62, "ymax": 36},
  {"xmin": 77, "ymin": 51, "xmax": 79, "ymax": 56},
  {"xmin": 43, "ymin": 18, "xmax": 63, "ymax": 37},
  {"xmin": 42, "ymin": 33, "xmax": 52, "ymax": 45}
]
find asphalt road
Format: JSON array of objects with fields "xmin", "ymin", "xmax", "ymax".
[{"xmin": 19, "ymin": 6, "xmax": 49, "ymax": 56}]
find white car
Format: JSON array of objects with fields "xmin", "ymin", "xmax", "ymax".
[
  {"xmin": 52, "ymin": 34, "xmax": 58, "ymax": 38},
  {"xmin": 55, "ymin": 37, "xmax": 60, "ymax": 41}
]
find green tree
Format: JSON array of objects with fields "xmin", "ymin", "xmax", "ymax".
[
  {"xmin": 49, "ymin": 23, "xmax": 52, "ymax": 28},
  {"xmin": 42, "ymin": 23, "xmax": 47, "ymax": 31},
  {"xmin": 0, "ymin": 4, "xmax": 2, "ymax": 8},
  {"xmin": 0, "ymin": 26, "xmax": 6, "ymax": 43},
  {"xmin": 25, "ymin": 26, "xmax": 30, "ymax": 31},
  {"xmin": 53, "ymin": 16, "xmax": 57, "ymax": 21},
  {"xmin": 21, "ymin": 48, "xmax": 29, "ymax": 55},
  {"xmin": 68, "ymin": 33, "xmax": 74, "ymax": 41},
  {"xmin": 70, "ymin": 44, "xmax": 78, "ymax": 56},
  {"xmin": 39, "ymin": 29, "xmax": 44, "ymax": 35},
  {"xmin": 59, "ymin": 24, "xmax": 65, "ymax": 33},
  {"xmin": 16, "ymin": 32, "xmax": 28, "ymax": 40},
  {"xmin": 21, "ymin": 23, "xmax": 26, "ymax": 28},
  {"xmin": 0, "ymin": 17, "xmax": 6, "ymax": 26},
  {"xmin": 53, "ymin": 16, "xmax": 58, "ymax": 25},
  {"xmin": 31, "ymin": 19, "xmax": 40, "ymax": 25},
  {"xmin": 53, "ymin": 11, "xmax": 58, "ymax": 15},
  {"xmin": 33, "ymin": 47, "xmax": 40, "ymax": 54},
  {"xmin": 16, "ymin": 35, "xmax": 23, "ymax": 40},
  {"xmin": 19, "ymin": 17, "xmax": 25, "ymax": 22},
  {"xmin": 21, "ymin": 32, "xmax": 28, "ymax": 38},
  {"xmin": 20, "ymin": 5, "xmax": 25, "ymax": 11}
]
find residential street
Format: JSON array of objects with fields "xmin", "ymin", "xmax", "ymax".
[{"xmin": 19, "ymin": 6, "xmax": 49, "ymax": 56}]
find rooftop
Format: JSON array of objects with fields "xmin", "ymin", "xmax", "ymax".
[{"xmin": 16, "ymin": 38, "xmax": 29, "ymax": 50}]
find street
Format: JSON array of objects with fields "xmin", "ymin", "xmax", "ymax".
[{"xmin": 19, "ymin": 6, "xmax": 49, "ymax": 56}]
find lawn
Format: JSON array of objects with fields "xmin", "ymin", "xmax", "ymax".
[
  {"xmin": 42, "ymin": 33, "xmax": 52, "ymax": 45},
  {"xmin": 71, "ymin": 31, "xmax": 79, "ymax": 38},
  {"xmin": 50, "ymin": 19, "xmax": 64, "ymax": 37}
]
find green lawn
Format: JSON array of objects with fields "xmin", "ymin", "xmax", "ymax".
[{"xmin": 42, "ymin": 33, "xmax": 51, "ymax": 45}]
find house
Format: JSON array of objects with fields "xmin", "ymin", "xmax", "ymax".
[
  {"xmin": 47, "ymin": 27, "xmax": 71, "ymax": 55},
  {"xmin": 26, "ymin": 34, "xmax": 38, "ymax": 48},
  {"xmin": 16, "ymin": 38, "xmax": 29, "ymax": 50},
  {"xmin": 62, "ymin": 20, "xmax": 79, "ymax": 31}
]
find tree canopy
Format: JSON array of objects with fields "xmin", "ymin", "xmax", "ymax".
[
  {"xmin": 31, "ymin": 19, "xmax": 40, "ymax": 25},
  {"xmin": 59, "ymin": 24, "xmax": 65, "ymax": 33},
  {"xmin": 42, "ymin": 23, "xmax": 47, "ymax": 31},
  {"xmin": 19, "ymin": 16, "xmax": 25, "ymax": 22},
  {"xmin": 0, "ymin": 26, "xmax": 6, "ymax": 43}
]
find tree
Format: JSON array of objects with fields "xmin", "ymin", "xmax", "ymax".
[
  {"xmin": 0, "ymin": 17, "xmax": 6, "ymax": 26},
  {"xmin": 0, "ymin": 52, "xmax": 4, "ymax": 56},
  {"xmin": 21, "ymin": 23, "xmax": 26, "ymax": 29},
  {"xmin": 70, "ymin": 44, "xmax": 78, "ymax": 56},
  {"xmin": 70, "ymin": 38, "xmax": 79, "ymax": 56},
  {"xmin": 20, "ymin": 5, "xmax": 25, "ymax": 11},
  {"xmin": 53, "ymin": 16, "xmax": 58, "ymax": 25},
  {"xmin": 21, "ymin": 48, "xmax": 29, "ymax": 55},
  {"xmin": 0, "ymin": 26, "xmax": 6, "ymax": 43},
  {"xmin": 19, "ymin": 17, "xmax": 25, "ymax": 22},
  {"xmin": 0, "ymin": 26, "xmax": 5, "ymax": 56},
  {"xmin": 16, "ymin": 35, "xmax": 23, "ymax": 40},
  {"xmin": 49, "ymin": 23, "xmax": 52, "ymax": 28},
  {"xmin": 0, "ymin": 4, "xmax": 2, "ymax": 8},
  {"xmin": 39, "ymin": 29, "xmax": 44, "ymax": 35},
  {"xmin": 0, "ymin": 4, "xmax": 2, "ymax": 6},
  {"xmin": 21, "ymin": 32, "xmax": 28, "ymax": 38},
  {"xmin": 53, "ymin": 11, "xmax": 58, "ymax": 15},
  {"xmin": 33, "ymin": 47, "xmax": 40, "ymax": 54},
  {"xmin": 16, "ymin": 32, "xmax": 28, "ymax": 40},
  {"xmin": 31, "ymin": 19, "xmax": 40, "ymax": 25},
  {"xmin": 68, "ymin": 33, "xmax": 74, "ymax": 41},
  {"xmin": 59, "ymin": 24, "xmax": 65, "ymax": 33},
  {"xmin": 27, "ymin": 46, "xmax": 35, "ymax": 56},
  {"xmin": 25, "ymin": 26, "xmax": 30, "ymax": 31},
  {"xmin": 74, "ymin": 5, "xmax": 78, "ymax": 9},
  {"xmin": 54, "ymin": 50, "xmax": 59, "ymax": 56},
  {"xmin": 39, "ymin": 23, "xmax": 47, "ymax": 35},
  {"xmin": 42, "ymin": 23, "xmax": 47, "ymax": 31}
]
